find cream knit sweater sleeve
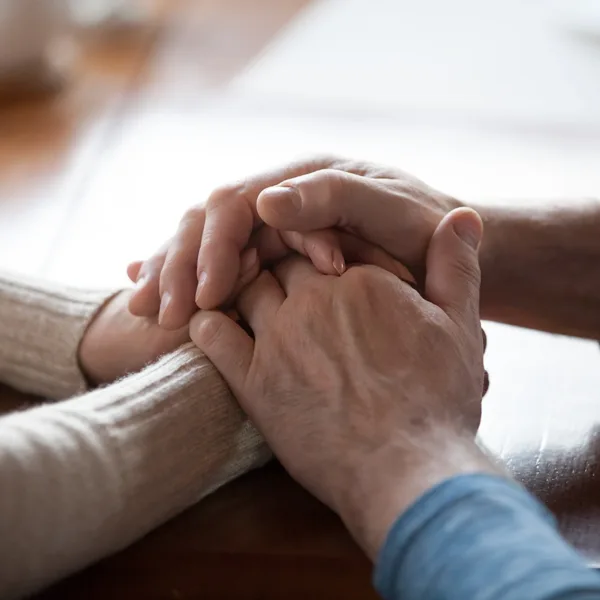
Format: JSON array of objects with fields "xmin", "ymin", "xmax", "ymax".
[
  {"xmin": 0, "ymin": 271, "xmax": 270, "ymax": 599},
  {"xmin": 0, "ymin": 270, "xmax": 115, "ymax": 399}
]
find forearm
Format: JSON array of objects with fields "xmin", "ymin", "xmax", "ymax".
[
  {"xmin": 474, "ymin": 201, "xmax": 600, "ymax": 339},
  {"xmin": 338, "ymin": 433, "xmax": 499, "ymax": 560},
  {"xmin": 0, "ymin": 345, "xmax": 270, "ymax": 599},
  {"xmin": 338, "ymin": 432, "xmax": 600, "ymax": 600},
  {"xmin": 0, "ymin": 270, "xmax": 116, "ymax": 399}
]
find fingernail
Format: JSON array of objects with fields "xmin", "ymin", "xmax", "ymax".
[
  {"xmin": 332, "ymin": 249, "xmax": 346, "ymax": 275},
  {"xmin": 135, "ymin": 275, "xmax": 147, "ymax": 290},
  {"xmin": 195, "ymin": 271, "xmax": 208, "ymax": 305},
  {"xmin": 158, "ymin": 292, "xmax": 172, "ymax": 325},
  {"xmin": 240, "ymin": 248, "xmax": 258, "ymax": 274},
  {"xmin": 278, "ymin": 185, "xmax": 302, "ymax": 212},
  {"xmin": 453, "ymin": 218, "xmax": 482, "ymax": 250}
]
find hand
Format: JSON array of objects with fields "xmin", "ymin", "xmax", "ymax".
[
  {"xmin": 189, "ymin": 208, "xmax": 496, "ymax": 558},
  {"xmin": 78, "ymin": 289, "xmax": 189, "ymax": 386},
  {"xmin": 127, "ymin": 156, "xmax": 458, "ymax": 329}
]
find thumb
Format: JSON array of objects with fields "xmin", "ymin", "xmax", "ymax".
[
  {"xmin": 425, "ymin": 208, "xmax": 483, "ymax": 329},
  {"xmin": 189, "ymin": 311, "xmax": 253, "ymax": 394},
  {"xmin": 256, "ymin": 169, "xmax": 430, "ymax": 266}
]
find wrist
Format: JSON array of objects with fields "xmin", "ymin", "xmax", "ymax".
[
  {"xmin": 467, "ymin": 203, "xmax": 537, "ymax": 321},
  {"xmin": 337, "ymin": 432, "xmax": 499, "ymax": 560},
  {"xmin": 77, "ymin": 293, "xmax": 121, "ymax": 386},
  {"xmin": 78, "ymin": 290, "xmax": 191, "ymax": 387},
  {"xmin": 472, "ymin": 200, "xmax": 600, "ymax": 337},
  {"xmin": 471, "ymin": 204, "xmax": 507, "ymax": 320}
]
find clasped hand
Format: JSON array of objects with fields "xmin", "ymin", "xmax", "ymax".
[{"xmin": 124, "ymin": 157, "xmax": 496, "ymax": 556}]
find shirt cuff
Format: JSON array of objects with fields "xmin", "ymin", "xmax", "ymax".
[{"xmin": 374, "ymin": 473, "xmax": 600, "ymax": 600}]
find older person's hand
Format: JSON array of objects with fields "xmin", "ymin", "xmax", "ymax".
[
  {"xmin": 78, "ymin": 289, "xmax": 189, "ymax": 386},
  {"xmin": 127, "ymin": 157, "xmax": 459, "ymax": 329},
  {"xmin": 189, "ymin": 208, "xmax": 497, "ymax": 558}
]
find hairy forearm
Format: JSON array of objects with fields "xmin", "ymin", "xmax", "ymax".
[
  {"xmin": 340, "ymin": 434, "xmax": 499, "ymax": 560},
  {"xmin": 474, "ymin": 200, "xmax": 600, "ymax": 339}
]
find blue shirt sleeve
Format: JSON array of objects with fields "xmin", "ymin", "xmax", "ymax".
[{"xmin": 374, "ymin": 474, "xmax": 600, "ymax": 600}]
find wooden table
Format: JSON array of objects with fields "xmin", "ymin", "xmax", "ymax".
[{"xmin": 1, "ymin": 0, "xmax": 599, "ymax": 597}]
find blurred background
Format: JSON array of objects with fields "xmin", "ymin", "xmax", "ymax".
[
  {"xmin": 1, "ymin": 0, "xmax": 599, "ymax": 282},
  {"xmin": 1, "ymin": 0, "xmax": 600, "ymax": 559}
]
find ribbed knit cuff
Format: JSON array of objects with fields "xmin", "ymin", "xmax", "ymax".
[
  {"xmin": 0, "ymin": 270, "xmax": 117, "ymax": 399},
  {"xmin": 0, "ymin": 344, "xmax": 270, "ymax": 599},
  {"xmin": 72, "ymin": 344, "xmax": 272, "ymax": 536}
]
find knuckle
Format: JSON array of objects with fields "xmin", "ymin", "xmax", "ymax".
[
  {"xmin": 239, "ymin": 270, "xmax": 272, "ymax": 302},
  {"xmin": 143, "ymin": 253, "xmax": 165, "ymax": 273},
  {"xmin": 181, "ymin": 204, "xmax": 205, "ymax": 224},
  {"xmin": 163, "ymin": 241, "xmax": 196, "ymax": 271},
  {"xmin": 295, "ymin": 168, "xmax": 346, "ymax": 209},
  {"xmin": 343, "ymin": 264, "xmax": 374, "ymax": 286},
  {"xmin": 179, "ymin": 206, "xmax": 206, "ymax": 235},
  {"xmin": 342, "ymin": 265, "xmax": 386, "ymax": 298},
  {"xmin": 207, "ymin": 181, "xmax": 251, "ymax": 208},
  {"xmin": 317, "ymin": 168, "xmax": 347, "ymax": 205},
  {"xmin": 207, "ymin": 183, "xmax": 238, "ymax": 205},
  {"xmin": 140, "ymin": 254, "xmax": 168, "ymax": 280},
  {"xmin": 452, "ymin": 256, "xmax": 481, "ymax": 287}
]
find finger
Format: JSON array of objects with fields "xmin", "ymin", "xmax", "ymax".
[
  {"xmin": 236, "ymin": 271, "xmax": 286, "ymax": 336},
  {"xmin": 247, "ymin": 226, "xmax": 344, "ymax": 276},
  {"xmin": 158, "ymin": 207, "xmax": 206, "ymax": 330},
  {"xmin": 252, "ymin": 227, "xmax": 416, "ymax": 288},
  {"xmin": 127, "ymin": 261, "xmax": 143, "ymax": 283},
  {"xmin": 195, "ymin": 195, "xmax": 252, "ymax": 311},
  {"xmin": 425, "ymin": 207, "xmax": 483, "ymax": 331},
  {"xmin": 336, "ymin": 233, "xmax": 417, "ymax": 287},
  {"xmin": 190, "ymin": 310, "xmax": 253, "ymax": 392},
  {"xmin": 273, "ymin": 256, "xmax": 322, "ymax": 296},
  {"xmin": 257, "ymin": 169, "xmax": 427, "ymax": 265},
  {"xmin": 280, "ymin": 230, "xmax": 346, "ymax": 275},
  {"xmin": 128, "ymin": 245, "xmax": 168, "ymax": 317},
  {"xmin": 195, "ymin": 157, "xmax": 341, "ymax": 310},
  {"xmin": 226, "ymin": 248, "xmax": 261, "ymax": 304}
]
